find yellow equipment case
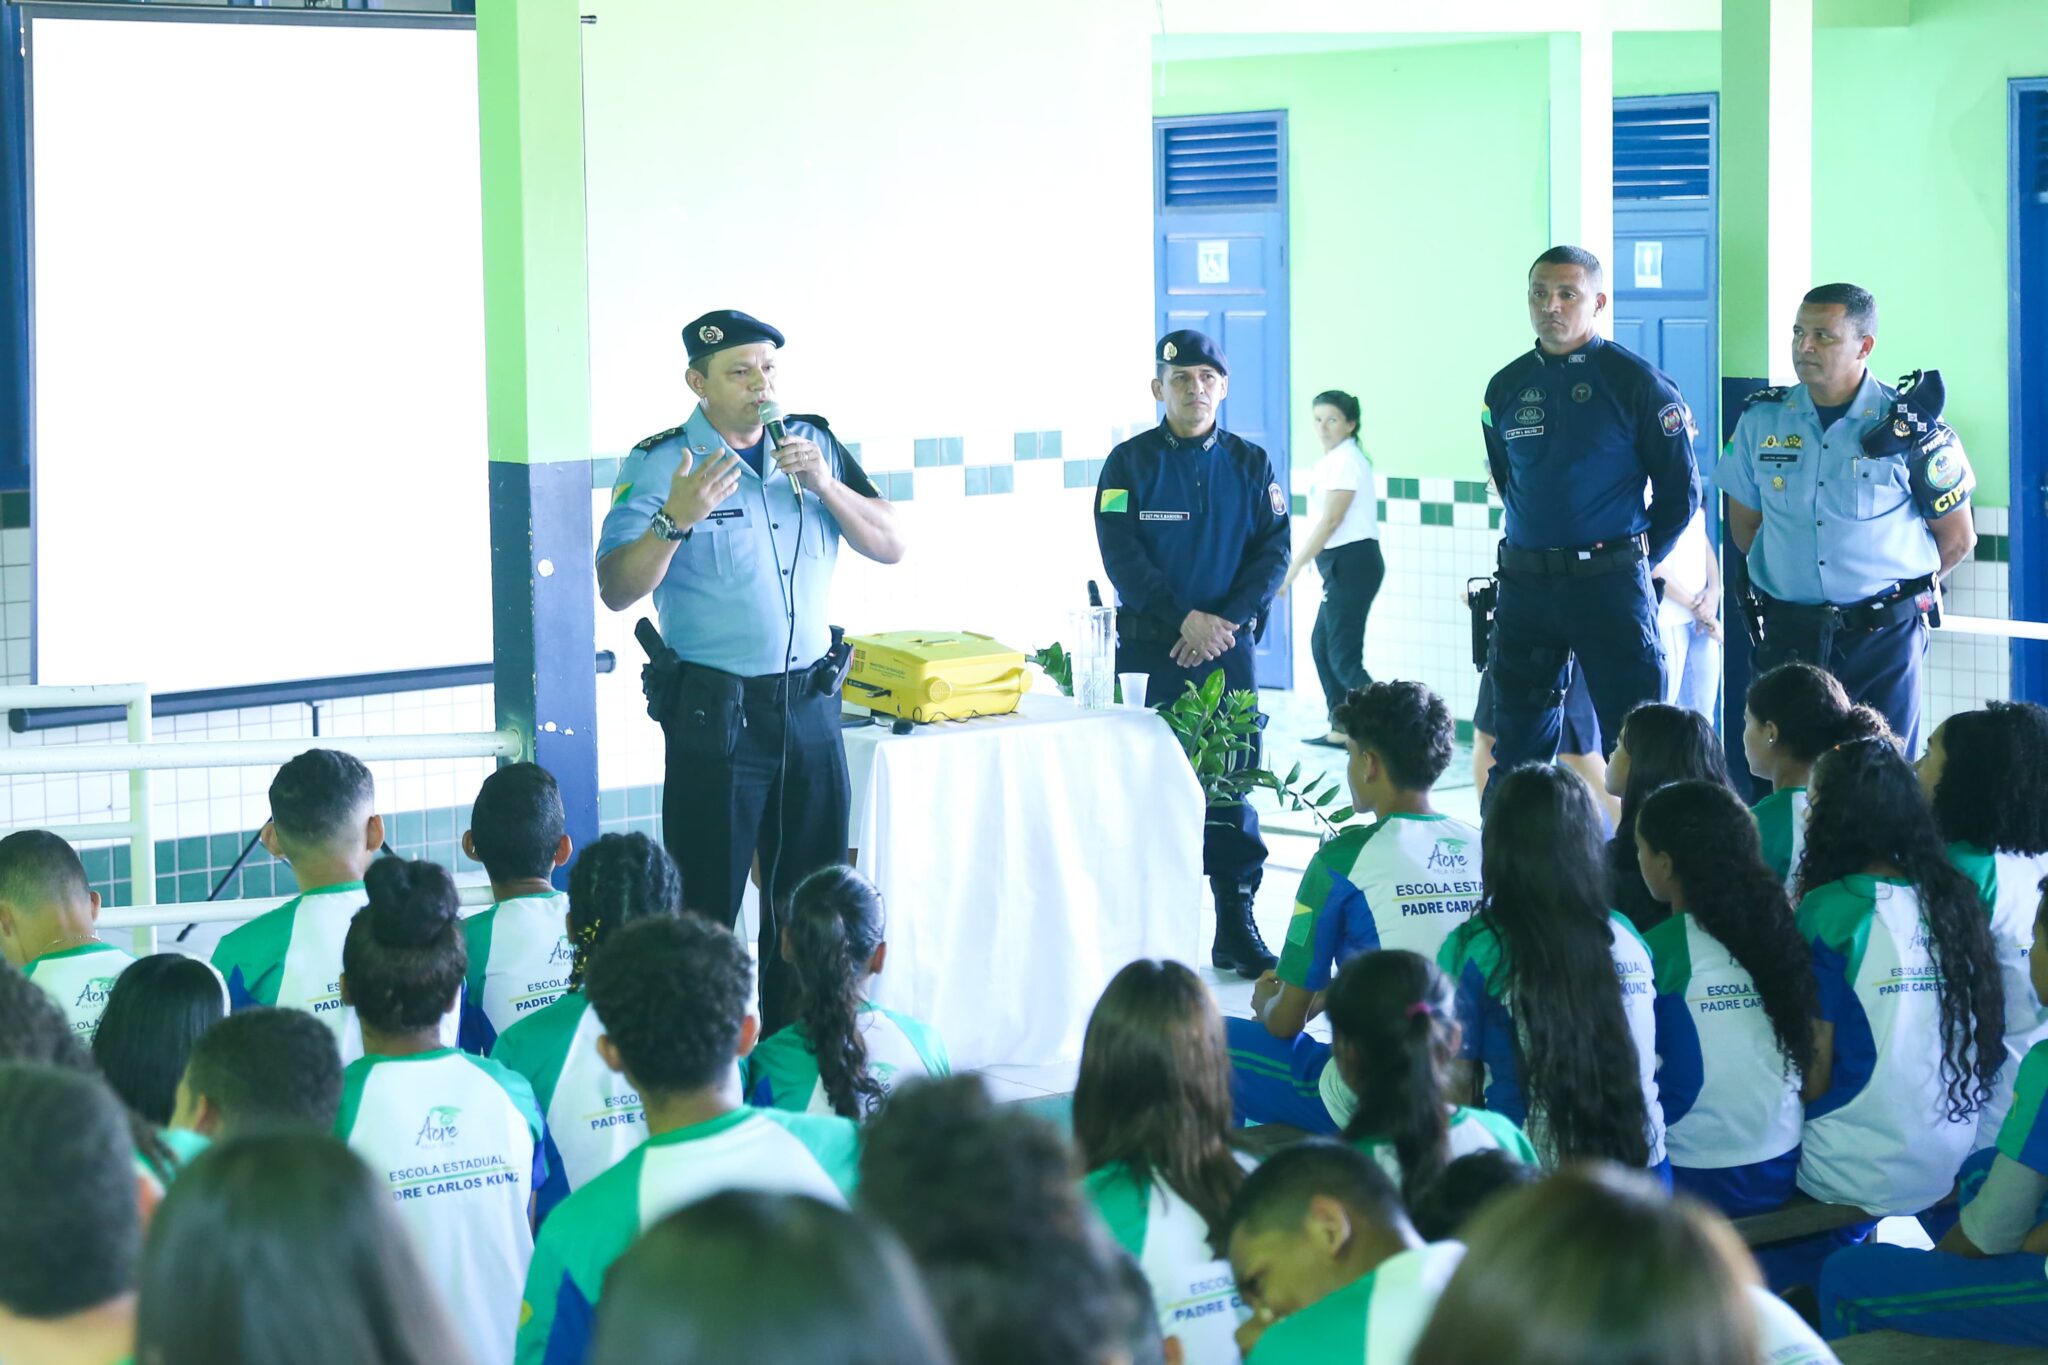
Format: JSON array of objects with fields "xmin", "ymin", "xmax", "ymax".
[{"xmin": 842, "ymin": 630, "xmax": 1032, "ymax": 724}]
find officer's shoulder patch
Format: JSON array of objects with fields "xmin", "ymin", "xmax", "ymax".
[
  {"xmin": 631, "ymin": 425, "xmax": 684, "ymax": 453},
  {"xmin": 1741, "ymin": 386, "xmax": 1791, "ymax": 408},
  {"xmin": 1100, "ymin": 488, "xmax": 1129, "ymax": 514},
  {"xmin": 1909, "ymin": 425, "xmax": 1974, "ymax": 518},
  {"xmin": 1269, "ymin": 482, "xmax": 1287, "ymax": 518}
]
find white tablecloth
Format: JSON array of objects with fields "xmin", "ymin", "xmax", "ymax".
[{"xmin": 844, "ymin": 694, "xmax": 1206, "ymax": 1072}]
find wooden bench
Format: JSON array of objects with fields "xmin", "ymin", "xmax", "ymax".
[
  {"xmin": 1731, "ymin": 1198, "xmax": 1879, "ymax": 1248},
  {"xmin": 1834, "ymin": 1330, "xmax": 2048, "ymax": 1362}
]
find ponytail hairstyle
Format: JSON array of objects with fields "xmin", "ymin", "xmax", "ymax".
[
  {"xmin": 1312, "ymin": 389, "xmax": 1362, "ymax": 441},
  {"xmin": 1326, "ymin": 950, "xmax": 1458, "ymax": 1205},
  {"xmin": 1929, "ymin": 702, "xmax": 2048, "ymax": 856},
  {"xmin": 787, "ymin": 865, "xmax": 888, "ymax": 1121},
  {"xmin": 565, "ymin": 833, "xmax": 684, "ymax": 991},
  {"xmin": 342, "ymin": 859, "xmax": 465, "ymax": 1034},
  {"xmin": 1635, "ymin": 781, "xmax": 1815, "ymax": 1078},
  {"xmin": 1478, "ymin": 765, "xmax": 1653, "ymax": 1166},
  {"xmin": 1746, "ymin": 663, "xmax": 1893, "ymax": 764},
  {"xmin": 1073, "ymin": 959, "xmax": 1244, "ymax": 1253},
  {"xmin": 1800, "ymin": 739, "xmax": 2005, "ymax": 1119}
]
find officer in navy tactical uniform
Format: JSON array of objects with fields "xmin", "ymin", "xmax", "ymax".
[
  {"xmin": 1481, "ymin": 246, "xmax": 1700, "ymax": 797},
  {"xmin": 596, "ymin": 310, "xmax": 905, "ymax": 1032},
  {"xmin": 1095, "ymin": 329, "xmax": 1291, "ymax": 977},
  {"xmin": 1718, "ymin": 283, "xmax": 1976, "ymax": 755}
]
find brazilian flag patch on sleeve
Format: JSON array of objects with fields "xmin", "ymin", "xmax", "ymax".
[{"xmin": 1099, "ymin": 489, "xmax": 1129, "ymax": 514}]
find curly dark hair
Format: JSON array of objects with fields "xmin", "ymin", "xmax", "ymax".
[
  {"xmin": 1800, "ymin": 739, "xmax": 2005, "ymax": 1120},
  {"xmin": 565, "ymin": 833, "xmax": 684, "ymax": 991},
  {"xmin": 1326, "ymin": 950, "xmax": 1458, "ymax": 1205},
  {"xmin": 583, "ymin": 916, "xmax": 752, "ymax": 1095},
  {"xmin": 1478, "ymin": 765, "xmax": 1653, "ymax": 1167},
  {"xmin": 343, "ymin": 859, "xmax": 465, "ymax": 1034},
  {"xmin": 267, "ymin": 749, "xmax": 374, "ymax": 853},
  {"xmin": 1636, "ymin": 781, "xmax": 1815, "ymax": 1078},
  {"xmin": 0, "ymin": 1064, "xmax": 139, "ymax": 1318},
  {"xmin": 1745, "ymin": 663, "xmax": 1893, "ymax": 763},
  {"xmin": 787, "ymin": 865, "xmax": 888, "ymax": 1120},
  {"xmin": 1332, "ymin": 681, "xmax": 1455, "ymax": 791},
  {"xmin": 1609, "ymin": 704, "xmax": 1734, "ymax": 929},
  {"xmin": 1929, "ymin": 702, "xmax": 2048, "ymax": 856}
]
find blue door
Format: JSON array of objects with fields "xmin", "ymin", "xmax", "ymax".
[
  {"xmin": 1154, "ymin": 113, "xmax": 1292, "ymax": 689},
  {"xmin": 2010, "ymin": 80, "xmax": 2048, "ymax": 704}
]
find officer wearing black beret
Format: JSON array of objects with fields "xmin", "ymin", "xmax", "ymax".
[
  {"xmin": 1094, "ymin": 329, "xmax": 1291, "ymax": 977},
  {"xmin": 596, "ymin": 309, "xmax": 905, "ymax": 1031}
]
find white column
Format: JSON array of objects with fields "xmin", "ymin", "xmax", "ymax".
[{"xmin": 1549, "ymin": 26, "xmax": 1616, "ymax": 334}]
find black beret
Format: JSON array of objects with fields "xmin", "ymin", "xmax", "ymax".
[
  {"xmin": 1156, "ymin": 329, "xmax": 1227, "ymax": 376},
  {"xmin": 683, "ymin": 309, "xmax": 785, "ymax": 363},
  {"xmin": 1861, "ymin": 369, "xmax": 1946, "ymax": 458}
]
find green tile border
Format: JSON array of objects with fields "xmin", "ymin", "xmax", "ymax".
[
  {"xmin": 1978, "ymin": 533, "xmax": 2008, "ymax": 564},
  {"xmin": 0, "ymin": 492, "xmax": 26, "ymax": 530}
]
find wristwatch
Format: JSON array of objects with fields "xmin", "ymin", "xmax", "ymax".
[{"xmin": 649, "ymin": 508, "xmax": 686, "ymax": 542}]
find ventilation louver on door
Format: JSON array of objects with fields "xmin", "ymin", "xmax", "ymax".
[
  {"xmin": 2026, "ymin": 90, "xmax": 2048, "ymax": 204},
  {"xmin": 1159, "ymin": 119, "xmax": 1281, "ymax": 209},
  {"xmin": 1614, "ymin": 102, "xmax": 1713, "ymax": 201}
]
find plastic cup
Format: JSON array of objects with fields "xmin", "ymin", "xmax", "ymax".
[{"xmin": 1118, "ymin": 672, "xmax": 1151, "ymax": 708}]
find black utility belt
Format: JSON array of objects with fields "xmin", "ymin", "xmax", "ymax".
[
  {"xmin": 1497, "ymin": 535, "xmax": 1647, "ymax": 577},
  {"xmin": 1116, "ymin": 611, "xmax": 1253, "ymax": 646},
  {"xmin": 1760, "ymin": 577, "xmax": 1936, "ymax": 634}
]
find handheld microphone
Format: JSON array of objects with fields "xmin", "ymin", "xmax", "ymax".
[{"xmin": 757, "ymin": 401, "xmax": 802, "ymax": 500}]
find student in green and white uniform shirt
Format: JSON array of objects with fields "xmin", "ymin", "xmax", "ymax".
[
  {"xmin": 748, "ymin": 866, "xmax": 947, "ymax": 1117},
  {"xmin": 518, "ymin": 915, "xmax": 859, "ymax": 1365},
  {"xmin": 1742, "ymin": 662, "xmax": 1891, "ymax": 887},
  {"xmin": 493, "ymin": 832, "xmax": 679, "ymax": 1223},
  {"xmin": 336, "ymin": 858, "xmax": 547, "ymax": 1365},
  {"xmin": 1225, "ymin": 1140, "xmax": 1459, "ymax": 1364},
  {"xmin": 0, "ymin": 830, "xmax": 138, "ymax": 1042},
  {"xmin": 1231, "ymin": 683, "xmax": 1482, "ymax": 1134},
  {"xmin": 1075, "ymin": 960, "xmax": 1254, "ymax": 1365},
  {"xmin": 212, "ymin": 751, "xmax": 460, "ymax": 1061},
  {"xmin": 1921, "ymin": 703, "xmax": 2048, "ymax": 1155},
  {"xmin": 1323, "ymin": 951, "xmax": 1536, "ymax": 1205},
  {"xmin": 459, "ymin": 763, "xmax": 575, "ymax": 1053},
  {"xmin": 1794, "ymin": 739, "xmax": 2007, "ymax": 1219},
  {"xmin": 172, "ymin": 1004, "xmax": 345, "ymax": 1140}
]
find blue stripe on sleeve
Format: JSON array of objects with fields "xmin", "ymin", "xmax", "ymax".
[
  {"xmin": 1653, "ymin": 987, "xmax": 1703, "ymax": 1130},
  {"xmin": 542, "ymin": 1274, "xmax": 595, "ymax": 1365}
]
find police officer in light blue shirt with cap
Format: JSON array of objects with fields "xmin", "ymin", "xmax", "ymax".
[
  {"xmin": 596, "ymin": 309, "xmax": 904, "ymax": 1032},
  {"xmin": 1717, "ymin": 283, "xmax": 1977, "ymax": 756}
]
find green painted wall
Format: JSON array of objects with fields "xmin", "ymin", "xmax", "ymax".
[{"xmin": 1153, "ymin": 40, "xmax": 1552, "ymax": 489}]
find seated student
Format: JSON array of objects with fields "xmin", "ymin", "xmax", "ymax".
[
  {"xmin": 0, "ymin": 1065, "xmax": 144, "ymax": 1365},
  {"xmin": 1231, "ymin": 681, "xmax": 1482, "ymax": 1131},
  {"xmin": 1323, "ymin": 950, "xmax": 1535, "ymax": 1204},
  {"xmin": 460, "ymin": 762, "xmax": 575, "ymax": 1053},
  {"xmin": 1406, "ymin": 1149, "xmax": 1537, "ymax": 1242},
  {"xmin": 1820, "ymin": 877, "xmax": 2048, "ymax": 1349},
  {"xmin": 749, "ymin": 865, "xmax": 949, "ymax": 1117},
  {"xmin": 1743, "ymin": 663, "xmax": 1891, "ymax": 886},
  {"xmin": 1108, "ymin": 1249, "xmax": 1178, "ymax": 1365},
  {"xmin": 1223, "ymin": 1139, "xmax": 1458, "ymax": 1364},
  {"xmin": 590, "ymin": 1190, "xmax": 953, "ymax": 1365},
  {"xmin": 1438, "ymin": 763, "xmax": 1666, "ymax": 1171},
  {"xmin": 170, "ymin": 1006, "xmax": 344, "ymax": 1137},
  {"xmin": 1602, "ymin": 702, "xmax": 1734, "ymax": 931},
  {"xmin": 0, "ymin": 830, "xmax": 137, "ymax": 1041},
  {"xmin": 1795, "ymin": 738, "xmax": 2005, "ymax": 1220},
  {"xmin": 213, "ymin": 750, "xmax": 458, "ymax": 1061},
  {"xmin": 861, "ymin": 1073, "xmax": 1134, "ymax": 1365},
  {"xmin": 1410, "ymin": 1164, "xmax": 1836, "ymax": 1365},
  {"xmin": 336, "ymin": 858, "xmax": 545, "ymax": 1365},
  {"xmin": 1636, "ymin": 780, "xmax": 1814, "ymax": 1217},
  {"xmin": 492, "ymin": 831, "xmax": 680, "ymax": 1223},
  {"xmin": 136, "ymin": 1131, "xmax": 463, "ymax": 1365},
  {"xmin": 1075, "ymin": 958, "xmax": 1249, "ymax": 1365},
  {"xmin": 90, "ymin": 954, "xmax": 225, "ymax": 1128},
  {"xmin": 518, "ymin": 916, "xmax": 859, "ymax": 1365},
  {"xmin": 1921, "ymin": 701, "xmax": 2048, "ymax": 1152}
]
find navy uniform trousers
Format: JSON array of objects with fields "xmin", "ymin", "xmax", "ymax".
[
  {"xmin": 1754, "ymin": 611, "xmax": 1927, "ymax": 758},
  {"xmin": 1118, "ymin": 635, "xmax": 1268, "ymax": 888}
]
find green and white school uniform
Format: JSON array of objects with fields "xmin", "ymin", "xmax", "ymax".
[
  {"xmin": 1086, "ymin": 1160, "xmax": 1253, "ymax": 1365},
  {"xmin": 336, "ymin": 1049, "xmax": 546, "ymax": 1365},
  {"xmin": 462, "ymin": 892, "xmax": 573, "ymax": 1052},
  {"xmin": 1798, "ymin": 875, "xmax": 1977, "ymax": 1214},
  {"xmin": 1951, "ymin": 842, "xmax": 2048, "ymax": 1149},
  {"xmin": 1244, "ymin": 1242, "xmax": 1465, "ymax": 1365},
  {"xmin": 516, "ymin": 1107, "xmax": 860, "ymax": 1365},
  {"xmin": 213, "ymin": 881, "xmax": 458, "ymax": 1062},
  {"xmin": 491, "ymin": 988, "xmax": 644, "ymax": 1222},
  {"xmin": 1754, "ymin": 787, "xmax": 1809, "ymax": 890},
  {"xmin": 1347, "ymin": 1107, "xmax": 1538, "ymax": 1189},
  {"xmin": 23, "ymin": 940, "xmax": 136, "ymax": 1040},
  {"xmin": 747, "ymin": 1003, "xmax": 950, "ymax": 1113}
]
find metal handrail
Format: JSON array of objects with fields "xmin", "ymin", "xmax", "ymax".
[{"xmin": 97, "ymin": 882, "xmax": 499, "ymax": 933}]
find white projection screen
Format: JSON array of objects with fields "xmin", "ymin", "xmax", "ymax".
[{"xmin": 27, "ymin": 9, "xmax": 492, "ymax": 693}]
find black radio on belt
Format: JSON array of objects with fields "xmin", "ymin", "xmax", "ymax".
[{"xmin": 1466, "ymin": 577, "xmax": 1497, "ymax": 672}]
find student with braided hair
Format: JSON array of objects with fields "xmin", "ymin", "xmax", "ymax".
[
  {"xmin": 491, "ymin": 832, "xmax": 682, "ymax": 1221},
  {"xmin": 748, "ymin": 865, "xmax": 947, "ymax": 1117}
]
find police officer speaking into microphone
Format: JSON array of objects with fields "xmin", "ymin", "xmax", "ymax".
[
  {"xmin": 1716, "ymin": 283, "xmax": 1976, "ymax": 755},
  {"xmin": 1095, "ymin": 329, "xmax": 1290, "ymax": 978},
  {"xmin": 597, "ymin": 309, "xmax": 905, "ymax": 1032},
  {"xmin": 1481, "ymin": 246, "xmax": 1700, "ymax": 796}
]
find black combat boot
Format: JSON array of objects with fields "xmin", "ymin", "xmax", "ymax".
[{"xmin": 1210, "ymin": 876, "xmax": 1277, "ymax": 979}]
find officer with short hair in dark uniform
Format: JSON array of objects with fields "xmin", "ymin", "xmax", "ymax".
[
  {"xmin": 596, "ymin": 309, "xmax": 905, "ymax": 1031},
  {"xmin": 1481, "ymin": 246, "xmax": 1700, "ymax": 798},
  {"xmin": 1095, "ymin": 329, "xmax": 1291, "ymax": 977}
]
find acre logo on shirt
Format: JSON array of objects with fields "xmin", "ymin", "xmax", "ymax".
[
  {"xmin": 547, "ymin": 936, "xmax": 575, "ymax": 967},
  {"xmin": 1425, "ymin": 839, "xmax": 1473, "ymax": 873},
  {"xmin": 72, "ymin": 976, "xmax": 118, "ymax": 1009},
  {"xmin": 414, "ymin": 1105, "xmax": 463, "ymax": 1148}
]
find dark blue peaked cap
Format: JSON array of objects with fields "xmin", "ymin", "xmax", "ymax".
[
  {"xmin": 683, "ymin": 309, "xmax": 785, "ymax": 363},
  {"xmin": 1157, "ymin": 329, "xmax": 1227, "ymax": 376}
]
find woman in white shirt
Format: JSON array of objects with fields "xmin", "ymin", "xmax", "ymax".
[
  {"xmin": 1652, "ymin": 506, "xmax": 1723, "ymax": 718},
  {"xmin": 1283, "ymin": 390, "xmax": 1384, "ymax": 748}
]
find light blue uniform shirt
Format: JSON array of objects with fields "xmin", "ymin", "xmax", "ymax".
[
  {"xmin": 599, "ymin": 406, "xmax": 844, "ymax": 676},
  {"xmin": 1715, "ymin": 370, "xmax": 1942, "ymax": 606}
]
